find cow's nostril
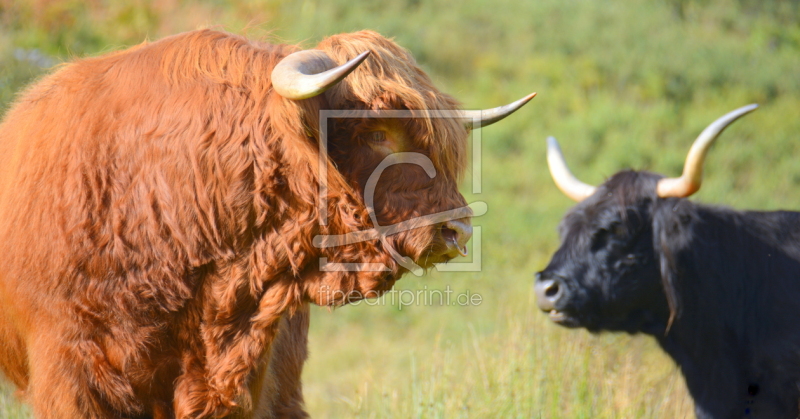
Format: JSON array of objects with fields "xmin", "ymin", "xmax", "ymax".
[
  {"xmin": 441, "ymin": 227, "xmax": 457, "ymax": 244},
  {"xmin": 544, "ymin": 281, "xmax": 560, "ymax": 298},
  {"xmin": 439, "ymin": 219, "xmax": 473, "ymax": 257},
  {"xmin": 534, "ymin": 276, "xmax": 565, "ymax": 312},
  {"xmin": 443, "ymin": 220, "xmax": 473, "ymax": 245}
]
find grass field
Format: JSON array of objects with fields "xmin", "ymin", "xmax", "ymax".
[{"xmin": 0, "ymin": 0, "xmax": 798, "ymax": 417}]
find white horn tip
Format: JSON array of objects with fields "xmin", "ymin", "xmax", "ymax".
[
  {"xmin": 546, "ymin": 136, "xmax": 597, "ymax": 202},
  {"xmin": 742, "ymin": 103, "xmax": 759, "ymax": 112}
]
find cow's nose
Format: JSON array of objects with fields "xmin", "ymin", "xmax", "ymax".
[
  {"xmin": 534, "ymin": 272, "xmax": 564, "ymax": 312},
  {"xmin": 440, "ymin": 219, "xmax": 472, "ymax": 257}
]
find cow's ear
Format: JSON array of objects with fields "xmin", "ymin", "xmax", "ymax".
[
  {"xmin": 651, "ymin": 199, "xmax": 694, "ymax": 333},
  {"xmin": 267, "ymin": 86, "xmax": 328, "ymax": 144},
  {"xmin": 298, "ymin": 95, "xmax": 326, "ymax": 141}
]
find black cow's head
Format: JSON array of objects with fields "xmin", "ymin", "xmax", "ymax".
[{"xmin": 535, "ymin": 105, "xmax": 758, "ymax": 334}]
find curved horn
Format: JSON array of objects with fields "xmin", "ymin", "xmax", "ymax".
[
  {"xmin": 547, "ymin": 136, "xmax": 597, "ymax": 202},
  {"xmin": 656, "ymin": 104, "xmax": 758, "ymax": 198},
  {"xmin": 463, "ymin": 92, "xmax": 536, "ymax": 129},
  {"xmin": 271, "ymin": 50, "xmax": 370, "ymax": 100}
]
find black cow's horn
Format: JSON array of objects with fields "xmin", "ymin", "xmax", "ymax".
[
  {"xmin": 546, "ymin": 136, "xmax": 597, "ymax": 202},
  {"xmin": 462, "ymin": 92, "xmax": 537, "ymax": 129},
  {"xmin": 271, "ymin": 50, "xmax": 370, "ymax": 100},
  {"xmin": 657, "ymin": 104, "xmax": 758, "ymax": 198}
]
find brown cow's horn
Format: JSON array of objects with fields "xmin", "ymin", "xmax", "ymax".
[
  {"xmin": 656, "ymin": 104, "xmax": 758, "ymax": 198},
  {"xmin": 463, "ymin": 92, "xmax": 537, "ymax": 129},
  {"xmin": 547, "ymin": 136, "xmax": 597, "ymax": 202},
  {"xmin": 271, "ymin": 50, "xmax": 370, "ymax": 100}
]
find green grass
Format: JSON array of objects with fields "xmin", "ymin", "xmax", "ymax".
[
  {"xmin": 303, "ymin": 274, "xmax": 695, "ymax": 418},
  {"xmin": 0, "ymin": 0, "xmax": 798, "ymax": 417}
]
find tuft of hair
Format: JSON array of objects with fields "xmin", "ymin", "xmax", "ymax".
[
  {"xmin": 317, "ymin": 31, "xmax": 468, "ymax": 182},
  {"xmin": 599, "ymin": 170, "xmax": 682, "ymax": 331}
]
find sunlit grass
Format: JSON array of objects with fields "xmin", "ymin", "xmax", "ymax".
[
  {"xmin": 0, "ymin": 379, "xmax": 29, "ymax": 419},
  {"xmin": 303, "ymin": 270, "xmax": 695, "ymax": 418}
]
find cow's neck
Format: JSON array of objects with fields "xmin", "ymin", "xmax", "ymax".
[{"xmin": 649, "ymin": 206, "xmax": 792, "ymax": 417}]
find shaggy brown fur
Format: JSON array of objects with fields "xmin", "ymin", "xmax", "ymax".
[{"xmin": 0, "ymin": 29, "xmax": 470, "ymax": 418}]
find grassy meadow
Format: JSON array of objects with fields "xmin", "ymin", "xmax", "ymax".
[{"xmin": 1, "ymin": 0, "xmax": 799, "ymax": 417}]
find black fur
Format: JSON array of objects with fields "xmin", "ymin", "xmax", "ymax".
[{"xmin": 537, "ymin": 170, "xmax": 800, "ymax": 419}]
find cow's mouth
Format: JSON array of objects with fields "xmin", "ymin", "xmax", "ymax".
[
  {"xmin": 411, "ymin": 224, "xmax": 470, "ymax": 268},
  {"xmin": 546, "ymin": 309, "xmax": 581, "ymax": 328},
  {"xmin": 416, "ymin": 247, "xmax": 456, "ymax": 268}
]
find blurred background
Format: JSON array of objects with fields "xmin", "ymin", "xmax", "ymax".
[{"xmin": 1, "ymin": 0, "xmax": 798, "ymax": 417}]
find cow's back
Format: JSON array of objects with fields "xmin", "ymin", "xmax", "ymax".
[{"xmin": 0, "ymin": 30, "xmax": 281, "ymax": 412}]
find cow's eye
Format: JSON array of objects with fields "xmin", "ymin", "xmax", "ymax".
[
  {"xmin": 592, "ymin": 222, "xmax": 626, "ymax": 252},
  {"xmin": 610, "ymin": 223, "xmax": 626, "ymax": 237},
  {"xmin": 365, "ymin": 131, "xmax": 387, "ymax": 143},
  {"xmin": 591, "ymin": 228, "xmax": 609, "ymax": 251}
]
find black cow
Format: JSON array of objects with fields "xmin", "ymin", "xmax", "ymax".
[{"xmin": 535, "ymin": 104, "xmax": 800, "ymax": 419}]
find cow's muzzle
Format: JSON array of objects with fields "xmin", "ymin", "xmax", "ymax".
[
  {"xmin": 437, "ymin": 219, "xmax": 472, "ymax": 258},
  {"xmin": 534, "ymin": 272, "xmax": 566, "ymax": 313},
  {"xmin": 535, "ymin": 272, "xmax": 579, "ymax": 326}
]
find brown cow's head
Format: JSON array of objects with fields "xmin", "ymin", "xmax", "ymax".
[{"xmin": 268, "ymin": 31, "xmax": 534, "ymax": 292}]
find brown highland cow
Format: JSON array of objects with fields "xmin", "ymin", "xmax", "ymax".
[{"xmin": 0, "ymin": 29, "xmax": 533, "ymax": 418}]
